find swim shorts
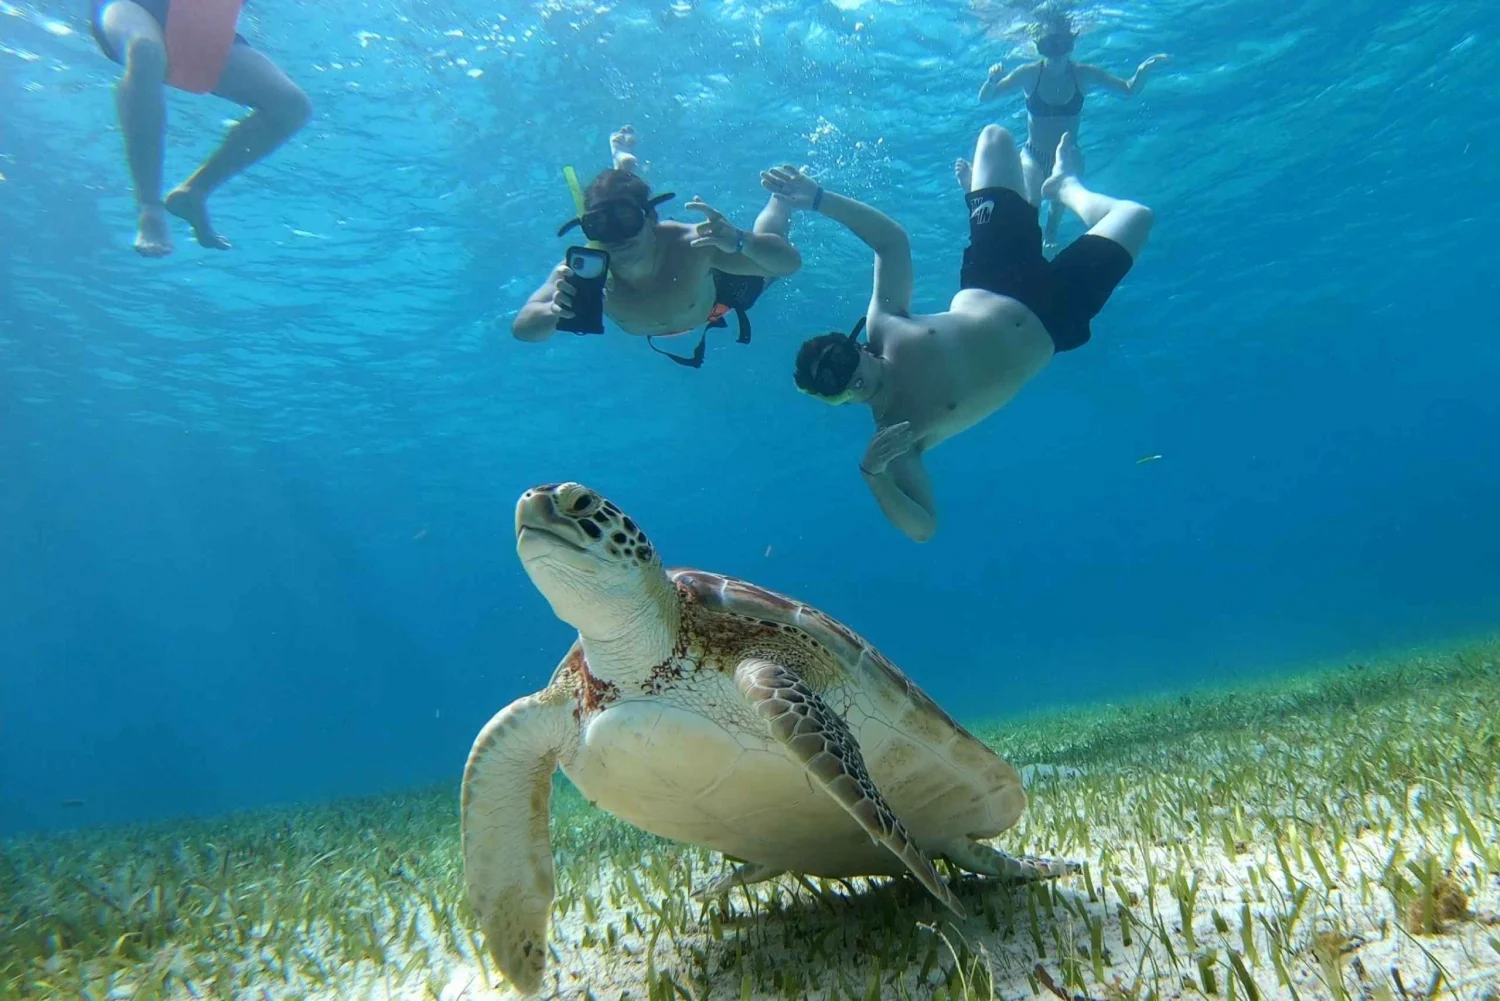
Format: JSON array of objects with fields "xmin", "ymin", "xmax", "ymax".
[
  {"xmin": 89, "ymin": 0, "xmax": 250, "ymax": 66},
  {"xmin": 958, "ymin": 186, "xmax": 1134, "ymax": 353}
]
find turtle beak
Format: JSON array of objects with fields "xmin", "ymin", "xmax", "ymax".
[{"xmin": 515, "ymin": 485, "xmax": 594, "ymax": 563}]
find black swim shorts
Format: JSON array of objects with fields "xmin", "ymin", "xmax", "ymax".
[
  {"xmin": 958, "ymin": 186, "xmax": 1134, "ymax": 353},
  {"xmin": 89, "ymin": 0, "xmax": 250, "ymax": 66}
]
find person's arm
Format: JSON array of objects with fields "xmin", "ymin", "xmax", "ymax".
[
  {"xmin": 863, "ymin": 449, "xmax": 937, "ymax": 543},
  {"xmin": 706, "ymin": 227, "xmax": 802, "ymax": 278},
  {"xmin": 757, "ymin": 164, "xmax": 912, "ymax": 322},
  {"xmin": 979, "ymin": 62, "xmax": 1034, "ymax": 103},
  {"xmin": 684, "ymin": 197, "xmax": 800, "ymax": 278},
  {"xmin": 511, "ymin": 261, "xmax": 572, "ymax": 342},
  {"xmin": 814, "ymin": 188, "xmax": 913, "ymax": 320},
  {"xmin": 1077, "ymin": 55, "xmax": 1168, "ymax": 97}
]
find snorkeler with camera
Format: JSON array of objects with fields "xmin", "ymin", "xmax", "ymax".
[{"xmin": 511, "ymin": 127, "xmax": 802, "ymax": 368}]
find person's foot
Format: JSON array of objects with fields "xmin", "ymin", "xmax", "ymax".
[
  {"xmin": 165, "ymin": 185, "xmax": 232, "ymax": 250},
  {"xmin": 134, "ymin": 203, "xmax": 173, "ymax": 257},
  {"xmin": 610, "ymin": 125, "xmax": 638, "ymax": 171},
  {"xmin": 1039, "ymin": 132, "xmax": 1082, "ymax": 203},
  {"xmin": 954, "ymin": 157, "xmax": 972, "ymax": 192}
]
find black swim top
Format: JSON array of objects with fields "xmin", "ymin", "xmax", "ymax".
[{"xmin": 1026, "ymin": 63, "xmax": 1084, "ymax": 118}]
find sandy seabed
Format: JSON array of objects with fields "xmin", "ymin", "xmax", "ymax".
[{"xmin": 5, "ymin": 640, "xmax": 1498, "ymax": 1001}]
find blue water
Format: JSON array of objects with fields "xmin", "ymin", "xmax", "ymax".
[{"xmin": 2, "ymin": 0, "xmax": 1497, "ymax": 838}]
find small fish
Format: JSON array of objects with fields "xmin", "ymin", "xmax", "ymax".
[
  {"xmin": 1135, "ymin": 454, "xmax": 1163, "ymax": 465},
  {"xmin": 413, "ymin": 526, "xmax": 429, "ymax": 541},
  {"xmin": 764, "ymin": 545, "xmax": 773, "ymax": 558},
  {"xmin": 60, "ymin": 798, "xmax": 85, "ymax": 808}
]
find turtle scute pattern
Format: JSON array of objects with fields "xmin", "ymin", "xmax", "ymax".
[{"xmin": 675, "ymin": 570, "xmax": 1000, "ymax": 766}]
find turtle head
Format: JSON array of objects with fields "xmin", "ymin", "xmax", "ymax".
[{"xmin": 515, "ymin": 482, "xmax": 670, "ymax": 640}]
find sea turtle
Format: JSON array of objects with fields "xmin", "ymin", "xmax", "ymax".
[{"xmin": 461, "ymin": 482, "xmax": 1077, "ymax": 994}]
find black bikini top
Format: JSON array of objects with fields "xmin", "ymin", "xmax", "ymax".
[{"xmin": 1026, "ymin": 63, "xmax": 1084, "ymax": 118}]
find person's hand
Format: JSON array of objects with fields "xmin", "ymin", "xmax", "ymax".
[
  {"xmin": 760, "ymin": 165, "xmax": 823, "ymax": 210},
  {"xmin": 860, "ymin": 422, "xmax": 915, "ymax": 476},
  {"xmin": 987, "ymin": 61, "xmax": 1005, "ymax": 82},
  {"xmin": 550, "ymin": 266, "xmax": 577, "ymax": 321},
  {"xmin": 685, "ymin": 198, "xmax": 743, "ymax": 251},
  {"xmin": 549, "ymin": 266, "xmax": 605, "ymax": 334},
  {"xmin": 1138, "ymin": 54, "xmax": 1169, "ymax": 74}
]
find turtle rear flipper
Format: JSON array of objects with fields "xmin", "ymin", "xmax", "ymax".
[
  {"xmin": 693, "ymin": 861, "xmax": 787, "ymax": 899},
  {"xmin": 461, "ymin": 686, "xmax": 579, "ymax": 995},
  {"xmin": 941, "ymin": 836, "xmax": 1081, "ymax": 882},
  {"xmin": 734, "ymin": 657, "xmax": 966, "ymax": 918}
]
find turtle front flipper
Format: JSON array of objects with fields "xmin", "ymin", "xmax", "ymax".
[
  {"xmin": 733, "ymin": 658, "xmax": 966, "ymax": 918},
  {"xmin": 461, "ymin": 684, "xmax": 580, "ymax": 996}
]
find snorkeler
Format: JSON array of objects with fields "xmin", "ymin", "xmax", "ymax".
[
  {"xmin": 974, "ymin": 5, "xmax": 1167, "ymax": 248},
  {"xmin": 511, "ymin": 126, "xmax": 803, "ymax": 368},
  {"xmin": 89, "ymin": 0, "xmax": 311, "ymax": 256},
  {"xmin": 767, "ymin": 125, "xmax": 1152, "ymax": 543}
]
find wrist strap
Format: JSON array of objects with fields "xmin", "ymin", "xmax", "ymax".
[
  {"xmin": 734, "ymin": 228, "xmax": 745, "ymax": 254},
  {"xmin": 812, "ymin": 186, "xmax": 824, "ymax": 212}
]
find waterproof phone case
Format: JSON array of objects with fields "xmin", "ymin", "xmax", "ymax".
[{"xmin": 557, "ymin": 246, "xmax": 609, "ymax": 335}]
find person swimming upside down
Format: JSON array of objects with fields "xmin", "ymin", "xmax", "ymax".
[
  {"xmin": 768, "ymin": 125, "xmax": 1153, "ymax": 543},
  {"xmin": 89, "ymin": 0, "xmax": 311, "ymax": 256},
  {"xmin": 512, "ymin": 126, "xmax": 803, "ymax": 368}
]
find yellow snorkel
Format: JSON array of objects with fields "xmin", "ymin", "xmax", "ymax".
[{"xmin": 562, "ymin": 166, "xmax": 602, "ymax": 250}]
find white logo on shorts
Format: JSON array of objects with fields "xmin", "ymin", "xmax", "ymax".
[{"xmin": 969, "ymin": 199, "xmax": 994, "ymax": 225}]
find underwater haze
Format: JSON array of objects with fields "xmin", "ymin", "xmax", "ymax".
[{"xmin": 2, "ymin": 0, "xmax": 1498, "ymax": 840}]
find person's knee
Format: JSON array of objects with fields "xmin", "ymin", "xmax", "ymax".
[
  {"xmin": 122, "ymin": 34, "xmax": 167, "ymax": 77},
  {"xmin": 1123, "ymin": 202, "xmax": 1154, "ymax": 233},
  {"xmin": 266, "ymin": 84, "xmax": 312, "ymax": 132},
  {"xmin": 978, "ymin": 124, "xmax": 1017, "ymax": 153}
]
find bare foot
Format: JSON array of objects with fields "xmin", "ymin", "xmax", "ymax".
[
  {"xmin": 134, "ymin": 203, "xmax": 173, "ymax": 257},
  {"xmin": 954, "ymin": 157, "xmax": 972, "ymax": 192},
  {"xmin": 165, "ymin": 186, "xmax": 232, "ymax": 250},
  {"xmin": 1039, "ymin": 132, "xmax": 1082, "ymax": 203},
  {"xmin": 610, "ymin": 125, "xmax": 638, "ymax": 172}
]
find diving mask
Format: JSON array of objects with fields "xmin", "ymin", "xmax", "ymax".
[
  {"xmin": 1036, "ymin": 29, "xmax": 1076, "ymax": 58},
  {"xmin": 557, "ymin": 192, "xmax": 676, "ymax": 245},
  {"xmin": 795, "ymin": 317, "xmax": 868, "ymax": 405}
]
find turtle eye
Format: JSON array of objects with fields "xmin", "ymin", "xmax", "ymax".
[{"xmin": 568, "ymin": 490, "xmax": 599, "ymax": 515}]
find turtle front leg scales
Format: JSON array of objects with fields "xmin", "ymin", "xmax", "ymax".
[
  {"xmin": 460, "ymin": 688, "xmax": 579, "ymax": 996},
  {"xmin": 734, "ymin": 657, "xmax": 967, "ymax": 917}
]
